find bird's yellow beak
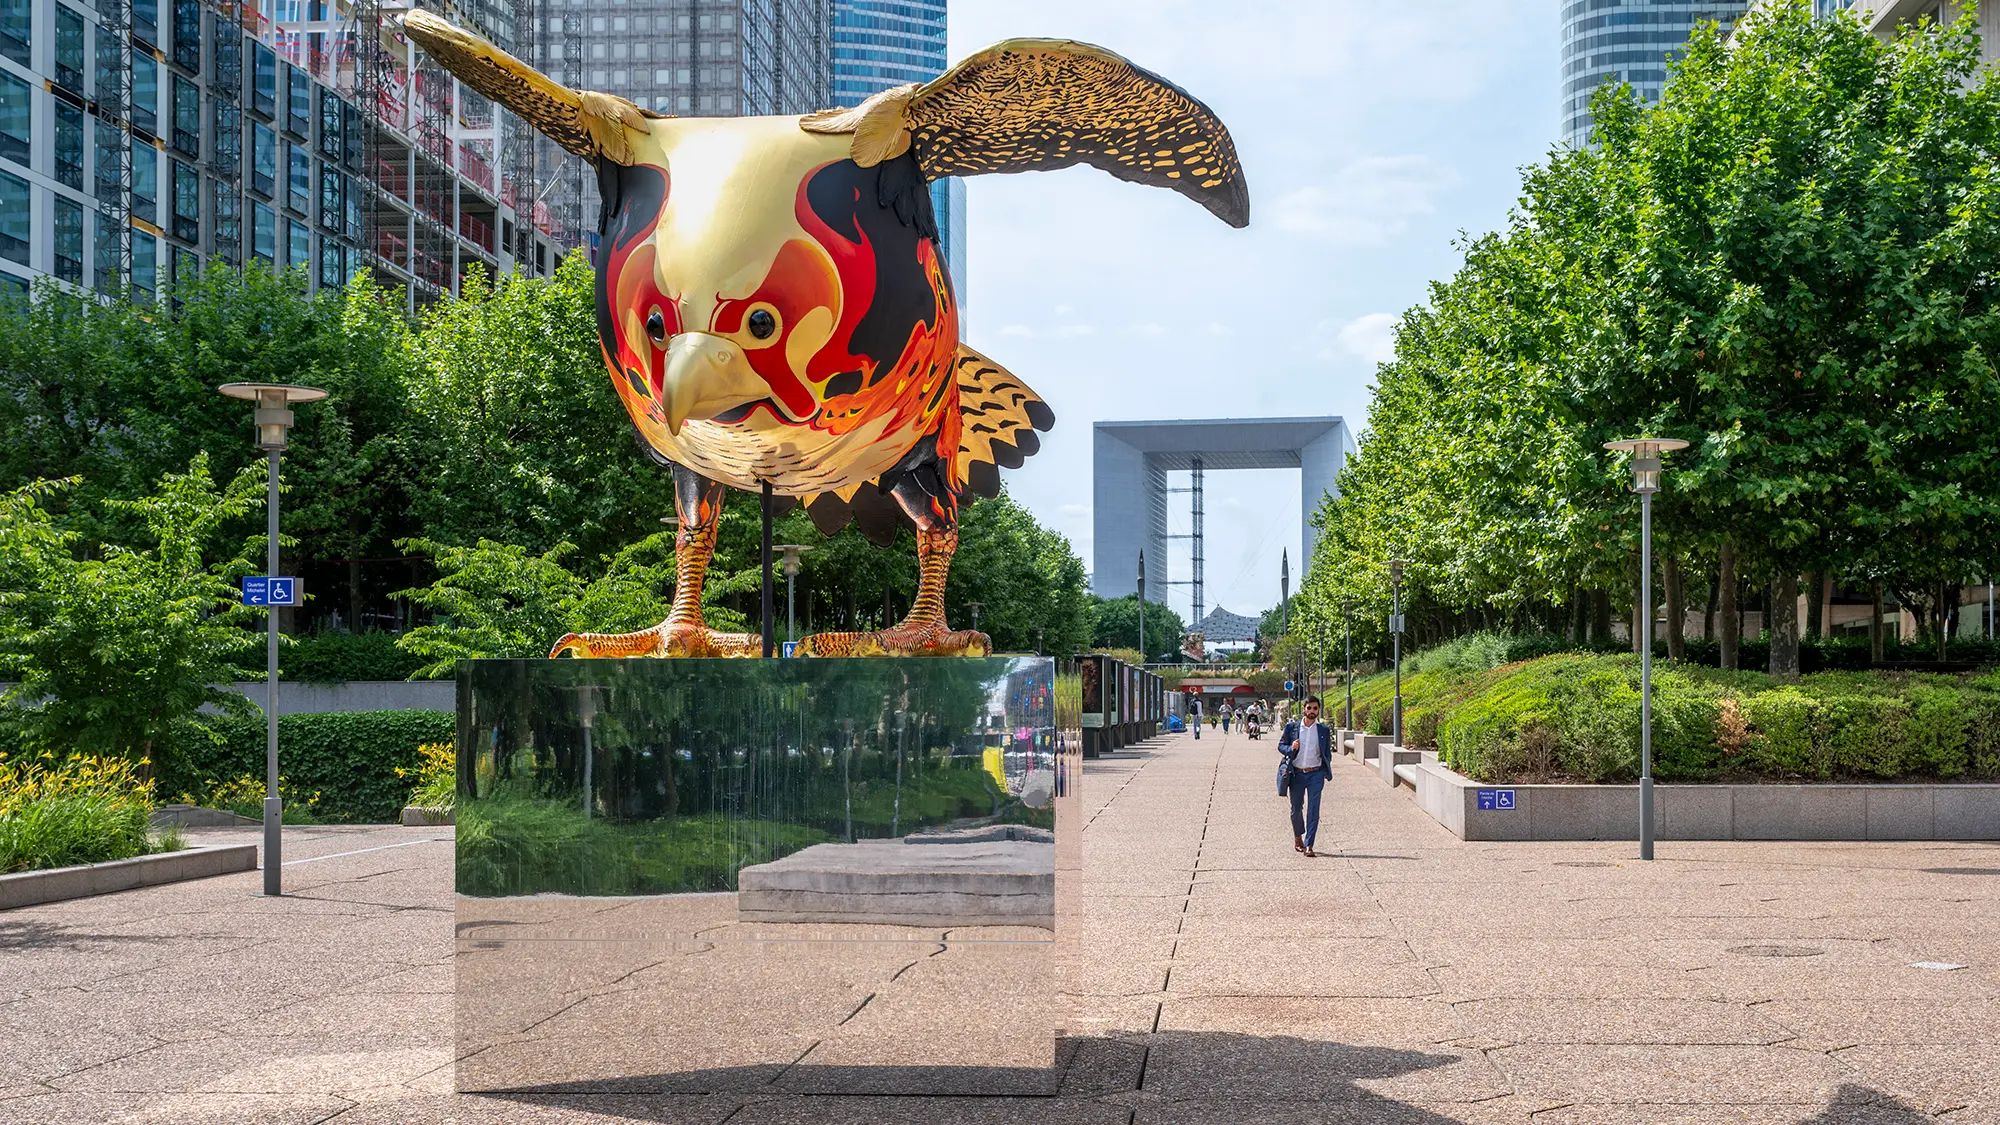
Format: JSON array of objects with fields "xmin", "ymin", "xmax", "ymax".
[{"xmin": 658, "ymin": 331, "xmax": 771, "ymax": 435}]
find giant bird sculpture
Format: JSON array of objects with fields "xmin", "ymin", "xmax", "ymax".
[{"xmin": 400, "ymin": 10, "xmax": 1248, "ymax": 657}]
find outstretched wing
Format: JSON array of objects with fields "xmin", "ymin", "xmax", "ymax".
[
  {"xmin": 802, "ymin": 38, "xmax": 1247, "ymax": 228},
  {"xmin": 953, "ymin": 345, "xmax": 1054, "ymax": 500},
  {"xmin": 401, "ymin": 9, "xmax": 663, "ymax": 165}
]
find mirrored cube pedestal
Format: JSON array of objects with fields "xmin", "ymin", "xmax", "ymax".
[{"xmin": 454, "ymin": 657, "xmax": 1077, "ymax": 1094}]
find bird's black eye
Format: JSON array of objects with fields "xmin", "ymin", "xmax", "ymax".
[
  {"xmin": 747, "ymin": 308, "xmax": 777, "ymax": 340},
  {"xmin": 646, "ymin": 309, "xmax": 666, "ymax": 343}
]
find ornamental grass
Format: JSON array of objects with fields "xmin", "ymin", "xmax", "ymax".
[{"xmin": 0, "ymin": 752, "xmax": 181, "ymax": 873}]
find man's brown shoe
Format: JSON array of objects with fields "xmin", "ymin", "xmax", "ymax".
[
  {"xmin": 1294, "ymin": 836, "xmax": 1305, "ymax": 853},
  {"xmin": 1303, "ymin": 847, "xmax": 1317, "ymax": 858}
]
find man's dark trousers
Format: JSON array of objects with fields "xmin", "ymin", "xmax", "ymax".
[{"xmin": 1288, "ymin": 767, "xmax": 1326, "ymax": 849}]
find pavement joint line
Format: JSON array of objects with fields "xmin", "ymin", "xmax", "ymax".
[{"xmin": 280, "ymin": 837, "xmax": 451, "ymax": 866}]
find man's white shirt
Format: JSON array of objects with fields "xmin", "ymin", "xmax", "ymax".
[{"xmin": 1294, "ymin": 722, "xmax": 1322, "ymax": 769}]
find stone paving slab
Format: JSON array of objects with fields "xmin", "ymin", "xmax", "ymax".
[{"xmin": 3, "ymin": 735, "xmax": 1998, "ymax": 1121}]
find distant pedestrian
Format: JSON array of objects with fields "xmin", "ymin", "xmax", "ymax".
[
  {"xmin": 1220, "ymin": 703, "xmax": 1232, "ymax": 734},
  {"xmin": 1189, "ymin": 695, "xmax": 1204, "ymax": 739},
  {"xmin": 1278, "ymin": 696, "xmax": 1333, "ymax": 857}
]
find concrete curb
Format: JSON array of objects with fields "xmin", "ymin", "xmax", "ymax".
[
  {"xmin": 150, "ymin": 804, "xmax": 258, "ymax": 828},
  {"xmin": 1381, "ymin": 756, "xmax": 2000, "ymax": 841},
  {"xmin": 0, "ymin": 845, "xmax": 258, "ymax": 910},
  {"xmin": 401, "ymin": 806, "xmax": 454, "ymax": 826}
]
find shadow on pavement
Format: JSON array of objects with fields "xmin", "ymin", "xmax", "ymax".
[
  {"xmin": 0, "ymin": 918, "xmax": 168, "ymax": 952},
  {"xmin": 472, "ymin": 1032, "xmax": 1469, "ymax": 1122},
  {"xmin": 1798, "ymin": 1083, "xmax": 1935, "ymax": 1124}
]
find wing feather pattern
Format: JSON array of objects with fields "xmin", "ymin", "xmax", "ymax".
[{"xmin": 803, "ymin": 38, "xmax": 1247, "ymax": 228}]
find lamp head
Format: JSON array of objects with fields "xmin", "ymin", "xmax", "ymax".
[
  {"xmin": 1603, "ymin": 437, "xmax": 1689, "ymax": 495},
  {"xmin": 1389, "ymin": 558, "xmax": 1407, "ymax": 582},
  {"xmin": 219, "ymin": 383, "xmax": 328, "ymax": 452},
  {"xmin": 774, "ymin": 544, "xmax": 813, "ymax": 578}
]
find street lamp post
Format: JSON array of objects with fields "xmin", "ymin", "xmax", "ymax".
[
  {"xmin": 1342, "ymin": 600, "xmax": 1354, "ymax": 729},
  {"xmin": 968, "ymin": 601, "xmax": 983, "ymax": 635},
  {"xmin": 1604, "ymin": 437, "xmax": 1689, "ymax": 862},
  {"xmin": 1280, "ymin": 550, "xmax": 1291, "ymax": 701},
  {"xmin": 1389, "ymin": 559, "xmax": 1406, "ymax": 747},
  {"xmin": 775, "ymin": 545, "xmax": 812, "ymax": 646},
  {"xmin": 1136, "ymin": 550, "xmax": 1146, "ymax": 663},
  {"xmin": 218, "ymin": 382, "xmax": 327, "ymax": 897}
]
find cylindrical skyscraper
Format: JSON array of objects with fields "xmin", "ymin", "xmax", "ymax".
[{"xmin": 1561, "ymin": 2, "xmax": 1750, "ymax": 148}]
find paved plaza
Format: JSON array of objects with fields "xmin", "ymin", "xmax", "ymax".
[{"xmin": 4, "ymin": 728, "xmax": 1998, "ymax": 1123}]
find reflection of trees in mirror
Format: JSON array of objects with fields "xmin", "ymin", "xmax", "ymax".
[{"xmin": 457, "ymin": 658, "xmax": 1056, "ymax": 896}]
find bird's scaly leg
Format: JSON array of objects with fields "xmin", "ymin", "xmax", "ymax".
[
  {"xmin": 797, "ymin": 472, "xmax": 990, "ymax": 658},
  {"xmin": 549, "ymin": 467, "xmax": 760, "ymax": 658}
]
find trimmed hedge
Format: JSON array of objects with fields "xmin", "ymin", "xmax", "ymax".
[
  {"xmin": 1346, "ymin": 653, "xmax": 2000, "ymax": 784},
  {"xmin": 283, "ymin": 631, "xmax": 434, "ymax": 683},
  {"xmin": 161, "ymin": 710, "xmax": 454, "ymax": 823}
]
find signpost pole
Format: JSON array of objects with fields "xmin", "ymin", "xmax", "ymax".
[
  {"xmin": 1640, "ymin": 488, "xmax": 1655, "ymax": 861},
  {"xmin": 264, "ymin": 449, "xmax": 281, "ymax": 895}
]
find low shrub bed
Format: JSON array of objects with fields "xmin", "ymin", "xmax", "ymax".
[
  {"xmin": 0, "ymin": 753, "xmax": 183, "ymax": 873},
  {"xmin": 1346, "ymin": 652, "xmax": 2000, "ymax": 784},
  {"xmin": 161, "ymin": 710, "xmax": 454, "ymax": 823},
  {"xmin": 283, "ymin": 631, "xmax": 436, "ymax": 683}
]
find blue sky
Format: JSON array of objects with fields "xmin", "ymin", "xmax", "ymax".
[{"xmin": 947, "ymin": 1, "xmax": 1556, "ymax": 623}]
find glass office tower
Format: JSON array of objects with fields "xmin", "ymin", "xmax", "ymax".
[
  {"xmin": 1561, "ymin": 1, "xmax": 1748, "ymax": 148},
  {"xmin": 831, "ymin": 0, "xmax": 963, "ymax": 309}
]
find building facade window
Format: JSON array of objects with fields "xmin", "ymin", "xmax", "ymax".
[
  {"xmin": 253, "ymin": 43, "xmax": 276, "ymax": 117},
  {"xmin": 215, "ymin": 32, "xmax": 239, "ymax": 95},
  {"xmin": 93, "ymin": 121, "xmax": 122, "ymax": 199},
  {"xmin": 213, "ymin": 100, "xmax": 240, "ymax": 177},
  {"xmin": 53, "ymin": 195, "xmax": 83, "ymax": 281},
  {"xmin": 252, "ymin": 122, "xmax": 275, "ymax": 195},
  {"xmin": 317, "ymin": 87, "xmax": 341, "ymax": 160},
  {"xmin": 288, "ymin": 145, "xmax": 309, "ymax": 213},
  {"xmin": 287, "ymin": 217, "xmax": 307, "ymax": 270},
  {"xmin": 285, "ymin": 66, "xmax": 309, "ymax": 136},
  {"xmin": 94, "ymin": 211, "xmax": 122, "ymax": 293},
  {"xmin": 54, "ymin": 5, "xmax": 84, "ymax": 92},
  {"xmin": 318, "ymin": 165, "xmax": 340, "ymax": 231},
  {"xmin": 131, "ymin": 139, "xmax": 157, "ymax": 223},
  {"xmin": 172, "ymin": 76, "xmax": 199, "ymax": 155},
  {"xmin": 212, "ymin": 180, "xmax": 239, "ymax": 259},
  {"xmin": 172, "ymin": 243, "xmax": 196, "ymax": 287},
  {"xmin": 0, "ymin": 0, "xmax": 26, "ymax": 66},
  {"xmin": 53, "ymin": 103, "xmax": 84, "ymax": 190},
  {"xmin": 132, "ymin": 232, "xmax": 156, "ymax": 299},
  {"xmin": 252, "ymin": 200, "xmax": 273, "ymax": 260},
  {"xmin": 317, "ymin": 238, "xmax": 340, "ymax": 287},
  {"xmin": 171, "ymin": 158, "xmax": 198, "ymax": 242},
  {"xmin": 0, "ymin": 168, "xmax": 26, "ymax": 263},
  {"xmin": 131, "ymin": 51, "xmax": 158, "ymax": 135},
  {"xmin": 132, "ymin": 0, "xmax": 157, "ymax": 45},
  {"xmin": 171, "ymin": 0, "xmax": 200, "ymax": 72}
]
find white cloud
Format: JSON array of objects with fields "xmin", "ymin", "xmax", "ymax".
[
  {"xmin": 1335, "ymin": 312, "xmax": 1399, "ymax": 366},
  {"xmin": 1270, "ymin": 157, "xmax": 1455, "ymax": 246},
  {"xmin": 998, "ymin": 322, "xmax": 1098, "ymax": 339}
]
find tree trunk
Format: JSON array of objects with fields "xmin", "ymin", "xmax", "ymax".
[
  {"xmin": 1805, "ymin": 570, "xmax": 1823, "ymax": 638},
  {"xmin": 1940, "ymin": 582, "xmax": 1961, "ymax": 660},
  {"xmin": 1664, "ymin": 555, "xmax": 1685, "ymax": 661},
  {"xmin": 1869, "ymin": 580, "xmax": 1885, "ymax": 663},
  {"xmin": 1569, "ymin": 584, "xmax": 1584, "ymax": 644},
  {"xmin": 1819, "ymin": 573, "xmax": 1835, "ymax": 639},
  {"xmin": 348, "ymin": 556, "xmax": 363, "ymax": 633},
  {"xmin": 1718, "ymin": 540, "xmax": 1739, "ymax": 670},
  {"xmin": 1769, "ymin": 572, "xmax": 1801, "ymax": 682},
  {"xmin": 1703, "ymin": 568, "xmax": 1717, "ymax": 640},
  {"xmin": 1590, "ymin": 588, "xmax": 1612, "ymax": 646}
]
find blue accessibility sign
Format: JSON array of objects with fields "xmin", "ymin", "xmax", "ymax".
[
  {"xmin": 241, "ymin": 576, "xmax": 303, "ymax": 606},
  {"xmin": 1476, "ymin": 789, "xmax": 1517, "ymax": 811}
]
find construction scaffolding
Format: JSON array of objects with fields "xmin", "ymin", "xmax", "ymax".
[{"xmin": 93, "ymin": 0, "xmax": 130, "ymax": 294}]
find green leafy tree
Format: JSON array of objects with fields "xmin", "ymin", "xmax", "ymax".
[
  {"xmin": 1089, "ymin": 594, "xmax": 1187, "ymax": 659},
  {"xmin": 0, "ymin": 457, "xmax": 264, "ymax": 772}
]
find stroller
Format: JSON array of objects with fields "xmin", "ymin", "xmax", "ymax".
[{"xmin": 1245, "ymin": 711, "xmax": 1263, "ymax": 739}]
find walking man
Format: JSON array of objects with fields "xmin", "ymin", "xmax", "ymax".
[
  {"xmin": 1220, "ymin": 702, "xmax": 1232, "ymax": 734},
  {"xmin": 1189, "ymin": 693, "xmax": 1203, "ymax": 739},
  {"xmin": 1278, "ymin": 696, "xmax": 1333, "ymax": 857}
]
